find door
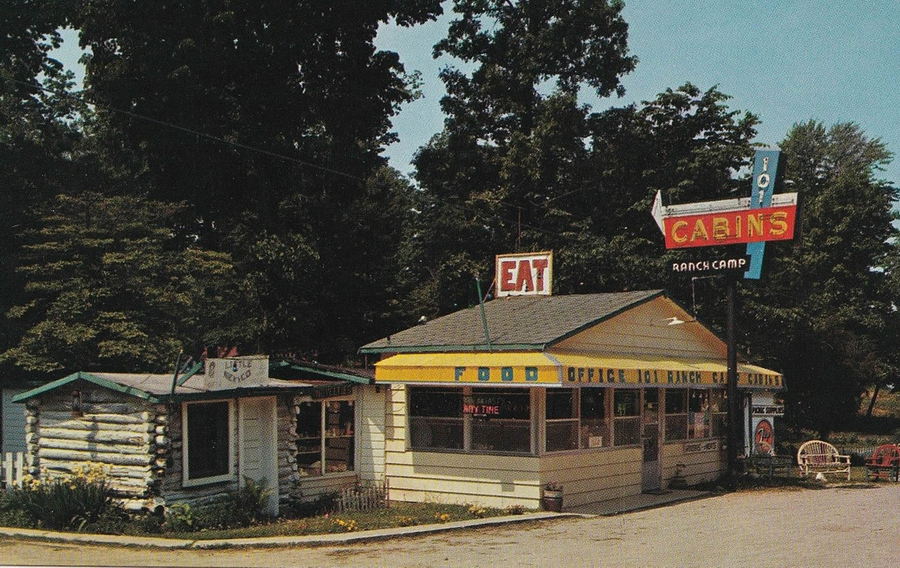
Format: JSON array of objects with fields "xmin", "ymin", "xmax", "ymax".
[
  {"xmin": 642, "ymin": 389, "xmax": 662, "ymax": 492},
  {"xmin": 239, "ymin": 396, "xmax": 279, "ymax": 516}
]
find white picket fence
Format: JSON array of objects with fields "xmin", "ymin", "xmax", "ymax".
[{"xmin": 1, "ymin": 451, "xmax": 27, "ymax": 490}]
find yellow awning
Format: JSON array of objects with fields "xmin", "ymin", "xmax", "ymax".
[{"xmin": 374, "ymin": 352, "xmax": 783, "ymax": 389}]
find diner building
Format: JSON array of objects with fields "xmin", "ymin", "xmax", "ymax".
[{"xmin": 360, "ymin": 289, "xmax": 783, "ymax": 510}]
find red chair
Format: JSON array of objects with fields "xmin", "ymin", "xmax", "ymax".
[{"xmin": 865, "ymin": 444, "xmax": 900, "ymax": 482}]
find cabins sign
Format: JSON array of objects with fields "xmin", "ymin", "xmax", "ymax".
[{"xmin": 651, "ymin": 150, "xmax": 796, "ymax": 279}]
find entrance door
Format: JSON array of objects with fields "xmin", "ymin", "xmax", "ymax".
[
  {"xmin": 239, "ymin": 396, "xmax": 279, "ymax": 516},
  {"xmin": 642, "ymin": 389, "xmax": 662, "ymax": 492}
]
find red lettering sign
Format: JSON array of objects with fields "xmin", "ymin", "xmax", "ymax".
[
  {"xmin": 495, "ymin": 252, "xmax": 553, "ymax": 296},
  {"xmin": 663, "ymin": 205, "xmax": 797, "ymax": 249}
]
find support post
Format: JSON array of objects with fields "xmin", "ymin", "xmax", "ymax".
[{"xmin": 726, "ymin": 277, "xmax": 741, "ymax": 476}]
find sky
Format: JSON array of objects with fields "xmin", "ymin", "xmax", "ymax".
[
  {"xmin": 55, "ymin": 1, "xmax": 899, "ymax": 195},
  {"xmin": 373, "ymin": 0, "xmax": 900, "ymax": 193}
]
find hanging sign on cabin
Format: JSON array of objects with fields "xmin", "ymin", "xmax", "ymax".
[
  {"xmin": 650, "ymin": 150, "xmax": 797, "ymax": 279},
  {"xmin": 495, "ymin": 251, "xmax": 553, "ymax": 297}
]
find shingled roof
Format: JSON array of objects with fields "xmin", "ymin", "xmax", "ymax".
[{"xmin": 360, "ymin": 290, "xmax": 664, "ymax": 353}]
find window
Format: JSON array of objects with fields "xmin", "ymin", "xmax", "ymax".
[
  {"xmin": 709, "ymin": 390, "xmax": 726, "ymax": 437},
  {"xmin": 296, "ymin": 399, "xmax": 355, "ymax": 476},
  {"xmin": 664, "ymin": 390, "xmax": 688, "ymax": 441},
  {"xmin": 546, "ymin": 389, "xmax": 578, "ymax": 452},
  {"xmin": 409, "ymin": 387, "xmax": 464, "ymax": 450},
  {"xmin": 613, "ymin": 390, "xmax": 641, "ymax": 446},
  {"xmin": 579, "ymin": 389, "xmax": 608, "ymax": 449},
  {"xmin": 409, "ymin": 387, "xmax": 532, "ymax": 454},
  {"xmin": 182, "ymin": 400, "xmax": 234, "ymax": 486},
  {"xmin": 689, "ymin": 390, "xmax": 711, "ymax": 439}
]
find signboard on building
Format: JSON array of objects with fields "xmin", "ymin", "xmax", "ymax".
[
  {"xmin": 651, "ymin": 150, "xmax": 796, "ymax": 279},
  {"xmin": 204, "ymin": 356, "xmax": 269, "ymax": 390},
  {"xmin": 495, "ymin": 251, "xmax": 553, "ymax": 297}
]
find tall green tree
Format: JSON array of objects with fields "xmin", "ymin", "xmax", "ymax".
[
  {"xmin": 407, "ymin": 0, "xmax": 757, "ymax": 319},
  {"xmin": 741, "ymin": 121, "xmax": 898, "ymax": 435},
  {"xmin": 3, "ymin": 193, "xmax": 253, "ymax": 373},
  {"xmin": 68, "ymin": 1, "xmax": 443, "ymax": 359}
]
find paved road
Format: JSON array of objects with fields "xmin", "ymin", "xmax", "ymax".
[{"xmin": 2, "ymin": 485, "xmax": 897, "ymax": 567}]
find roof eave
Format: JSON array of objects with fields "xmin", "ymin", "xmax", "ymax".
[
  {"xmin": 359, "ymin": 343, "xmax": 546, "ymax": 355},
  {"xmin": 12, "ymin": 371, "xmax": 162, "ymax": 404}
]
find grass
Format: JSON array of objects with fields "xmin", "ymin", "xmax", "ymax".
[{"xmin": 150, "ymin": 502, "xmax": 524, "ymax": 540}]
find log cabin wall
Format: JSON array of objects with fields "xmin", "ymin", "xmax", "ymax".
[{"xmin": 23, "ymin": 383, "xmax": 165, "ymax": 511}]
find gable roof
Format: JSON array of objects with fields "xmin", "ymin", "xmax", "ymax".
[
  {"xmin": 359, "ymin": 290, "xmax": 664, "ymax": 354},
  {"xmin": 269, "ymin": 359, "xmax": 373, "ymax": 384},
  {"xmin": 12, "ymin": 370, "xmax": 312, "ymax": 404}
]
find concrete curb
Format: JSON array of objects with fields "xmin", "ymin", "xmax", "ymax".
[{"xmin": 0, "ymin": 512, "xmax": 575, "ymax": 550}]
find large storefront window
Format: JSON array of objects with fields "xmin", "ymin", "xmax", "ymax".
[
  {"xmin": 544, "ymin": 388, "xmax": 610, "ymax": 452},
  {"xmin": 296, "ymin": 399, "xmax": 355, "ymax": 476},
  {"xmin": 664, "ymin": 389, "xmax": 726, "ymax": 441},
  {"xmin": 613, "ymin": 390, "xmax": 641, "ymax": 446},
  {"xmin": 409, "ymin": 387, "xmax": 531, "ymax": 454},
  {"xmin": 689, "ymin": 390, "xmax": 711, "ymax": 439}
]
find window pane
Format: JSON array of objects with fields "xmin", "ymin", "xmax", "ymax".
[
  {"xmin": 665, "ymin": 414, "xmax": 688, "ymax": 441},
  {"xmin": 689, "ymin": 390, "xmax": 711, "ymax": 439},
  {"xmin": 410, "ymin": 387, "xmax": 462, "ymax": 417},
  {"xmin": 472, "ymin": 420, "xmax": 530, "ymax": 453},
  {"xmin": 470, "ymin": 389, "xmax": 531, "ymax": 453},
  {"xmin": 410, "ymin": 417, "xmax": 463, "ymax": 449},
  {"xmin": 409, "ymin": 387, "xmax": 465, "ymax": 450},
  {"xmin": 324, "ymin": 401, "xmax": 354, "ymax": 473},
  {"xmin": 546, "ymin": 389, "xmax": 576, "ymax": 420},
  {"xmin": 614, "ymin": 390, "xmax": 639, "ymax": 417},
  {"xmin": 187, "ymin": 401, "xmax": 230, "ymax": 480},
  {"xmin": 665, "ymin": 390, "xmax": 686, "ymax": 414},
  {"xmin": 296, "ymin": 401, "xmax": 322, "ymax": 476},
  {"xmin": 580, "ymin": 389, "xmax": 607, "ymax": 448},
  {"xmin": 614, "ymin": 416, "xmax": 641, "ymax": 446},
  {"xmin": 546, "ymin": 420, "xmax": 579, "ymax": 452}
]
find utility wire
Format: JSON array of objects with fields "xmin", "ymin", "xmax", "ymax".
[{"xmin": 3, "ymin": 76, "xmax": 367, "ymax": 183}]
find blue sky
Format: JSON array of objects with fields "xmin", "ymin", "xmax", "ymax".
[
  {"xmin": 374, "ymin": 0, "xmax": 899, "ymax": 195},
  {"xmin": 56, "ymin": 1, "xmax": 899, "ymax": 195}
]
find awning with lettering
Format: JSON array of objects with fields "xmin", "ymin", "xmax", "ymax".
[{"xmin": 373, "ymin": 352, "xmax": 783, "ymax": 390}]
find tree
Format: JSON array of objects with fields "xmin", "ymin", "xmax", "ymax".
[
  {"xmin": 407, "ymin": 1, "xmax": 758, "ymax": 319},
  {"xmin": 67, "ymin": 1, "xmax": 443, "ymax": 358},
  {"xmin": 3, "ymin": 193, "xmax": 253, "ymax": 373},
  {"xmin": 741, "ymin": 121, "xmax": 898, "ymax": 435}
]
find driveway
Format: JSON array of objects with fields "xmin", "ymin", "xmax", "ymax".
[{"xmin": 1, "ymin": 484, "xmax": 897, "ymax": 567}]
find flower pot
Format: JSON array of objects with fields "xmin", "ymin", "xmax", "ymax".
[{"xmin": 541, "ymin": 490, "xmax": 563, "ymax": 512}]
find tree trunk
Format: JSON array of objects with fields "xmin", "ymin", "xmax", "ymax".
[{"xmin": 866, "ymin": 383, "xmax": 881, "ymax": 417}]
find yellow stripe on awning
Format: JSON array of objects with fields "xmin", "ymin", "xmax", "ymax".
[
  {"xmin": 374, "ymin": 352, "xmax": 563, "ymax": 385},
  {"xmin": 374, "ymin": 352, "xmax": 783, "ymax": 389}
]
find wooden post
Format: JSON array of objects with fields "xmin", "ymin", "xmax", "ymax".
[{"xmin": 726, "ymin": 277, "xmax": 741, "ymax": 476}]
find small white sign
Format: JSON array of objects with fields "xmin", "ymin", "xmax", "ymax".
[
  {"xmin": 495, "ymin": 251, "xmax": 553, "ymax": 297},
  {"xmin": 204, "ymin": 356, "xmax": 269, "ymax": 390}
]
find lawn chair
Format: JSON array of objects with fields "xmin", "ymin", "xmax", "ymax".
[
  {"xmin": 796, "ymin": 440, "xmax": 851, "ymax": 481},
  {"xmin": 865, "ymin": 444, "xmax": 900, "ymax": 482}
]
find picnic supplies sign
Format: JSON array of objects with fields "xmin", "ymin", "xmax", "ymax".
[
  {"xmin": 495, "ymin": 251, "xmax": 553, "ymax": 297},
  {"xmin": 651, "ymin": 150, "xmax": 796, "ymax": 279}
]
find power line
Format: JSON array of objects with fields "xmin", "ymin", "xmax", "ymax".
[{"xmin": 3, "ymin": 77, "xmax": 367, "ymax": 183}]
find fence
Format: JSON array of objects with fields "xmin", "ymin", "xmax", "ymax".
[
  {"xmin": 334, "ymin": 479, "xmax": 388, "ymax": 513},
  {"xmin": 1, "ymin": 451, "xmax": 26, "ymax": 490}
]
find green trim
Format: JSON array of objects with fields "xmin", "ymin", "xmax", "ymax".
[
  {"xmin": 175, "ymin": 362, "xmax": 204, "ymax": 387},
  {"xmin": 269, "ymin": 361, "xmax": 372, "ymax": 384},
  {"xmin": 12, "ymin": 372, "xmax": 162, "ymax": 403},
  {"xmin": 544, "ymin": 290, "xmax": 665, "ymax": 348},
  {"xmin": 358, "ymin": 343, "xmax": 544, "ymax": 354},
  {"xmin": 168, "ymin": 386, "xmax": 310, "ymax": 402}
]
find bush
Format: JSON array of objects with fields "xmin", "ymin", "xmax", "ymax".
[
  {"xmin": 163, "ymin": 477, "xmax": 274, "ymax": 532},
  {"xmin": 3, "ymin": 463, "xmax": 125, "ymax": 532}
]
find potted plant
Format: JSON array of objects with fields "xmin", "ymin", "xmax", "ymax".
[{"xmin": 541, "ymin": 482, "xmax": 563, "ymax": 512}]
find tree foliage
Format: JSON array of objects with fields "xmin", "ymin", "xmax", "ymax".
[
  {"xmin": 741, "ymin": 122, "xmax": 899, "ymax": 434},
  {"xmin": 3, "ymin": 193, "xmax": 253, "ymax": 373}
]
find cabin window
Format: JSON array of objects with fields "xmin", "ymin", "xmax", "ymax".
[
  {"xmin": 409, "ymin": 386, "xmax": 532, "ymax": 454},
  {"xmin": 296, "ymin": 399, "xmax": 355, "ymax": 476},
  {"xmin": 613, "ymin": 389, "xmax": 641, "ymax": 446},
  {"xmin": 182, "ymin": 400, "xmax": 234, "ymax": 486},
  {"xmin": 689, "ymin": 390, "xmax": 711, "ymax": 439}
]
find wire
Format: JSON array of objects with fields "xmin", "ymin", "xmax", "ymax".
[{"xmin": 3, "ymin": 76, "xmax": 367, "ymax": 183}]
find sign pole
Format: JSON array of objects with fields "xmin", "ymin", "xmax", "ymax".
[{"xmin": 726, "ymin": 276, "xmax": 741, "ymax": 475}]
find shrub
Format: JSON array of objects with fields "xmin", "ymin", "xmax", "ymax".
[{"xmin": 3, "ymin": 463, "xmax": 124, "ymax": 532}]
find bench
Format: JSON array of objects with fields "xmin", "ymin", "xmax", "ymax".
[
  {"xmin": 865, "ymin": 444, "xmax": 900, "ymax": 482},
  {"xmin": 797, "ymin": 440, "xmax": 851, "ymax": 481},
  {"xmin": 745, "ymin": 454, "xmax": 794, "ymax": 478}
]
